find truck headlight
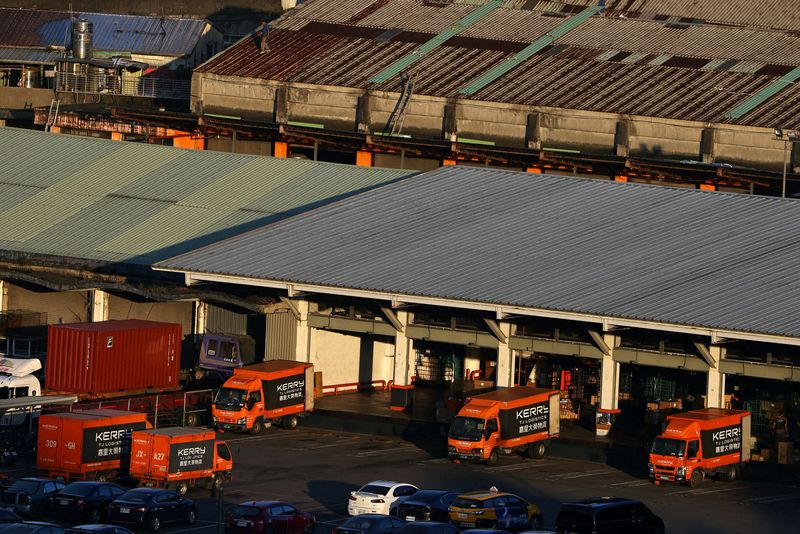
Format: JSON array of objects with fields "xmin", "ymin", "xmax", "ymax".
[
  {"xmin": 212, "ymin": 416, "xmax": 217, "ymax": 423},
  {"xmin": 676, "ymin": 466, "xmax": 685, "ymax": 476},
  {"xmin": 648, "ymin": 463, "xmax": 654, "ymax": 473},
  {"xmin": 237, "ymin": 417, "xmax": 247, "ymax": 425},
  {"xmin": 472, "ymin": 449, "xmax": 482, "ymax": 455}
]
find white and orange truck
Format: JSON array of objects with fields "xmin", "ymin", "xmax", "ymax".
[
  {"xmin": 649, "ymin": 407, "xmax": 751, "ymax": 488},
  {"xmin": 211, "ymin": 360, "xmax": 314, "ymax": 434},
  {"xmin": 129, "ymin": 427, "xmax": 233, "ymax": 495},
  {"xmin": 447, "ymin": 387, "xmax": 560, "ymax": 465}
]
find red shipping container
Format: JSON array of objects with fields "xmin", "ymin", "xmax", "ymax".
[
  {"xmin": 46, "ymin": 320, "xmax": 181, "ymax": 396},
  {"xmin": 38, "ymin": 409, "xmax": 149, "ymax": 478}
]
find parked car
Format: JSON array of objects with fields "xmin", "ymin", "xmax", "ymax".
[
  {"xmin": 106, "ymin": 488, "xmax": 197, "ymax": 532},
  {"xmin": 65, "ymin": 526, "xmax": 134, "ymax": 534},
  {"xmin": 334, "ymin": 514, "xmax": 407, "ymax": 534},
  {"xmin": 50, "ymin": 481, "xmax": 127, "ymax": 523},
  {"xmin": 225, "ymin": 500, "xmax": 316, "ymax": 534},
  {"xmin": 462, "ymin": 530, "xmax": 513, "ymax": 534},
  {"xmin": 0, "ymin": 522, "xmax": 64, "ymax": 534},
  {"xmin": 0, "ymin": 478, "xmax": 66, "ymax": 517},
  {"xmin": 392, "ymin": 522, "xmax": 460, "ymax": 534},
  {"xmin": 348, "ymin": 481, "xmax": 419, "ymax": 516},
  {"xmin": 0, "ymin": 509, "xmax": 22, "ymax": 523},
  {"xmin": 396, "ymin": 491, "xmax": 459, "ymax": 522},
  {"xmin": 448, "ymin": 491, "xmax": 542, "ymax": 531},
  {"xmin": 554, "ymin": 498, "xmax": 664, "ymax": 534}
]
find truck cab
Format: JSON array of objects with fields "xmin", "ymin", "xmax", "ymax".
[
  {"xmin": 448, "ymin": 402, "xmax": 499, "ymax": 463},
  {"xmin": 649, "ymin": 421, "xmax": 701, "ymax": 485},
  {"xmin": 0, "ymin": 358, "xmax": 42, "ymax": 426},
  {"xmin": 181, "ymin": 333, "xmax": 257, "ymax": 386},
  {"xmin": 212, "ymin": 375, "xmax": 264, "ymax": 434}
]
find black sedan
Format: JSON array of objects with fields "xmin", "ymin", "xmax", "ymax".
[
  {"xmin": 107, "ymin": 488, "xmax": 197, "ymax": 532},
  {"xmin": 0, "ymin": 509, "xmax": 22, "ymax": 523},
  {"xmin": 396, "ymin": 491, "xmax": 459, "ymax": 523},
  {"xmin": 393, "ymin": 522, "xmax": 460, "ymax": 534},
  {"xmin": 65, "ymin": 526, "xmax": 134, "ymax": 534},
  {"xmin": 0, "ymin": 522, "xmax": 64, "ymax": 533},
  {"xmin": 51, "ymin": 481, "xmax": 127, "ymax": 523},
  {"xmin": 335, "ymin": 514, "xmax": 406, "ymax": 534},
  {"xmin": 0, "ymin": 478, "xmax": 65, "ymax": 517}
]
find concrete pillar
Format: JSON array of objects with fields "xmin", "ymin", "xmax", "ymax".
[
  {"xmin": 597, "ymin": 333, "xmax": 620, "ymax": 436},
  {"xmin": 274, "ymin": 85, "xmax": 289, "ymax": 124},
  {"xmin": 91, "ymin": 289, "xmax": 109, "ymax": 322},
  {"xmin": 294, "ymin": 299, "xmax": 311, "ymax": 363},
  {"xmin": 392, "ymin": 310, "xmax": 412, "ymax": 387},
  {"xmin": 356, "ymin": 94, "xmax": 372, "ymax": 134},
  {"xmin": 701, "ymin": 126, "xmax": 716, "ymax": 164},
  {"xmin": 526, "ymin": 113, "xmax": 542, "ymax": 151},
  {"xmin": 614, "ymin": 120, "xmax": 631, "ymax": 158},
  {"xmin": 193, "ymin": 301, "xmax": 208, "ymax": 336},
  {"xmin": 706, "ymin": 345, "xmax": 726, "ymax": 408},
  {"xmin": 495, "ymin": 321, "xmax": 514, "ymax": 387},
  {"xmin": 0, "ymin": 280, "xmax": 8, "ymax": 313}
]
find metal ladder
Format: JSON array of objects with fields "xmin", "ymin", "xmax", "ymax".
[
  {"xmin": 45, "ymin": 98, "xmax": 60, "ymax": 132},
  {"xmin": 382, "ymin": 71, "xmax": 415, "ymax": 136}
]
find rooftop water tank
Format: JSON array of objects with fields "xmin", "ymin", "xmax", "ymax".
[{"xmin": 71, "ymin": 19, "xmax": 93, "ymax": 59}]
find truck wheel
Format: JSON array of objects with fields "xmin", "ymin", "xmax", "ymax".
[
  {"xmin": 185, "ymin": 412, "xmax": 199, "ymax": 427},
  {"xmin": 688, "ymin": 470, "xmax": 703, "ymax": 489},
  {"xmin": 724, "ymin": 465, "xmax": 738, "ymax": 482},
  {"xmin": 97, "ymin": 473, "xmax": 108, "ymax": 482},
  {"xmin": 528, "ymin": 441, "xmax": 547, "ymax": 459},
  {"xmin": 147, "ymin": 515, "xmax": 161, "ymax": 532},
  {"xmin": 176, "ymin": 481, "xmax": 189, "ymax": 496},
  {"xmin": 87, "ymin": 508, "xmax": 102, "ymax": 523},
  {"xmin": 249, "ymin": 418, "xmax": 263, "ymax": 435},
  {"xmin": 486, "ymin": 448, "xmax": 499, "ymax": 466},
  {"xmin": 213, "ymin": 474, "xmax": 223, "ymax": 491},
  {"xmin": 186, "ymin": 508, "xmax": 196, "ymax": 525},
  {"xmin": 283, "ymin": 414, "xmax": 299, "ymax": 430},
  {"xmin": 528, "ymin": 515, "xmax": 542, "ymax": 530}
]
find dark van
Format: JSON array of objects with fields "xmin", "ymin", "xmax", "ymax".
[{"xmin": 555, "ymin": 498, "xmax": 664, "ymax": 534}]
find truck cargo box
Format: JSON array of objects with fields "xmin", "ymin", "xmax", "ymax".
[
  {"xmin": 37, "ymin": 409, "xmax": 148, "ymax": 477},
  {"xmin": 46, "ymin": 320, "xmax": 181, "ymax": 396},
  {"xmin": 233, "ymin": 360, "xmax": 315, "ymax": 413},
  {"xmin": 130, "ymin": 427, "xmax": 216, "ymax": 481},
  {"xmin": 469, "ymin": 387, "xmax": 561, "ymax": 440}
]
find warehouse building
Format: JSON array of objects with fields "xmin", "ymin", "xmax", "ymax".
[{"xmin": 186, "ymin": 0, "xmax": 800, "ymax": 194}]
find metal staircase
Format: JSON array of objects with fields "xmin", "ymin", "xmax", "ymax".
[
  {"xmin": 45, "ymin": 98, "xmax": 60, "ymax": 132},
  {"xmin": 382, "ymin": 71, "xmax": 415, "ymax": 136}
]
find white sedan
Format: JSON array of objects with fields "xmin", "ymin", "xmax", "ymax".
[{"xmin": 347, "ymin": 480, "xmax": 419, "ymax": 516}]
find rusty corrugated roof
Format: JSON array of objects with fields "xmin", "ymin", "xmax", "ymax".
[{"xmin": 196, "ymin": 0, "xmax": 800, "ymax": 128}]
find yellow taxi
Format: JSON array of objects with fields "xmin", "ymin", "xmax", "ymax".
[{"xmin": 448, "ymin": 490, "xmax": 542, "ymax": 531}]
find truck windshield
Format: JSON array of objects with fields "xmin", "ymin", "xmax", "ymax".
[
  {"xmin": 213, "ymin": 387, "xmax": 247, "ymax": 408},
  {"xmin": 651, "ymin": 437, "xmax": 686, "ymax": 457},
  {"xmin": 448, "ymin": 416, "xmax": 486, "ymax": 442}
]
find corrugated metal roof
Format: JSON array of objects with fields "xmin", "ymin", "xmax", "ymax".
[
  {"xmin": 158, "ymin": 165, "xmax": 800, "ymax": 339},
  {"xmin": 0, "ymin": 8, "xmax": 210, "ymax": 57},
  {"xmin": 0, "ymin": 127, "xmax": 417, "ymax": 265},
  {"xmin": 197, "ymin": 0, "xmax": 800, "ymax": 128},
  {"xmin": 0, "ymin": 47, "xmax": 64, "ymax": 64}
]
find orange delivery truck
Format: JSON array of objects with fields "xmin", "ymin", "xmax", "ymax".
[
  {"xmin": 448, "ymin": 387, "xmax": 560, "ymax": 465},
  {"xmin": 211, "ymin": 360, "xmax": 314, "ymax": 435},
  {"xmin": 37, "ymin": 409, "xmax": 149, "ymax": 481},
  {"xmin": 129, "ymin": 427, "xmax": 233, "ymax": 495},
  {"xmin": 649, "ymin": 408, "xmax": 751, "ymax": 488}
]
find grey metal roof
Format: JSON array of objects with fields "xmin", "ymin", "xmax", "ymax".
[
  {"xmin": 158, "ymin": 165, "xmax": 800, "ymax": 339},
  {"xmin": 0, "ymin": 127, "xmax": 416, "ymax": 265},
  {"xmin": 0, "ymin": 47, "xmax": 64, "ymax": 64},
  {"xmin": 0, "ymin": 8, "xmax": 211, "ymax": 57}
]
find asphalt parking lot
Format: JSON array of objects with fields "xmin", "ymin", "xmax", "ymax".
[{"xmin": 5, "ymin": 425, "xmax": 800, "ymax": 533}]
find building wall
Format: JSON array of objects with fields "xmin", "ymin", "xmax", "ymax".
[
  {"xmin": 6, "ymin": 283, "xmax": 89, "ymax": 324},
  {"xmin": 107, "ymin": 294, "xmax": 192, "ymax": 335},
  {"xmin": 309, "ymin": 328, "xmax": 394, "ymax": 388},
  {"xmin": 0, "ymin": 87, "xmax": 52, "ymax": 110},
  {"xmin": 194, "ymin": 74, "xmax": 787, "ymax": 172}
]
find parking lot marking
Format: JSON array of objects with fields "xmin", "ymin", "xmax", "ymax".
[
  {"xmin": 741, "ymin": 494, "xmax": 800, "ymax": 504},
  {"xmin": 610, "ymin": 480, "xmax": 651, "ymax": 487},
  {"xmin": 549, "ymin": 469, "xmax": 614, "ymax": 480},
  {"xmin": 485, "ymin": 462, "xmax": 556, "ymax": 472},
  {"xmin": 668, "ymin": 486, "xmax": 740, "ymax": 496},
  {"xmin": 354, "ymin": 445, "xmax": 418, "ymax": 457}
]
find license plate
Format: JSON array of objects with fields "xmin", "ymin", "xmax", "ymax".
[
  {"xmin": 457, "ymin": 522, "xmax": 472, "ymax": 527},
  {"xmin": 405, "ymin": 516, "xmax": 415, "ymax": 522},
  {"xmin": 59, "ymin": 499, "xmax": 68, "ymax": 506},
  {"xmin": 237, "ymin": 520, "xmax": 248, "ymax": 527},
  {"xmin": 120, "ymin": 507, "xmax": 130, "ymax": 514},
  {"xmin": 458, "ymin": 514, "xmax": 468, "ymax": 520},
  {"xmin": 659, "ymin": 475, "xmax": 669, "ymax": 480}
]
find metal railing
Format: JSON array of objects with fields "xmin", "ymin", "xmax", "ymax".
[{"xmin": 55, "ymin": 71, "xmax": 190, "ymax": 100}]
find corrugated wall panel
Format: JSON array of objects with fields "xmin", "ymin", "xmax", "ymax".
[
  {"xmin": 265, "ymin": 309, "xmax": 297, "ymax": 361},
  {"xmin": 206, "ymin": 304, "xmax": 248, "ymax": 335}
]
